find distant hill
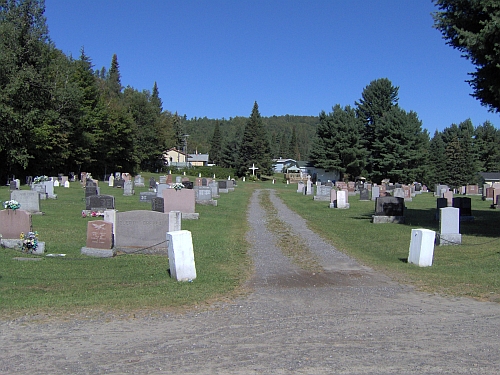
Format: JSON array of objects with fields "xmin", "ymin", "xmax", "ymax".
[{"xmin": 183, "ymin": 115, "xmax": 319, "ymax": 160}]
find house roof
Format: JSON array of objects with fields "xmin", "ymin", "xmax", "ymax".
[
  {"xmin": 479, "ymin": 172, "xmax": 500, "ymax": 181},
  {"xmin": 188, "ymin": 154, "xmax": 209, "ymax": 162},
  {"xmin": 165, "ymin": 147, "xmax": 189, "ymax": 156}
]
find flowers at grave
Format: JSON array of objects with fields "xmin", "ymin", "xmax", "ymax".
[
  {"xmin": 3, "ymin": 199, "xmax": 21, "ymax": 210},
  {"xmin": 20, "ymin": 231, "xmax": 38, "ymax": 253},
  {"xmin": 172, "ymin": 182, "xmax": 184, "ymax": 191},
  {"xmin": 82, "ymin": 210, "xmax": 104, "ymax": 218},
  {"xmin": 33, "ymin": 175, "xmax": 50, "ymax": 184}
]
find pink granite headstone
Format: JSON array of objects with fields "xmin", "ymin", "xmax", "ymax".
[{"xmin": 0, "ymin": 209, "xmax": 32, "ymax": 239}]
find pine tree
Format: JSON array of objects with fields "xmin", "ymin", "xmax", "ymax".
[
  {"xmin": 238, "ymin": 101, "xmax": 272, "ymax": 177},
  {"xmin": 427, "ymin": 130, "xmax": 448, "ymax": 187},
  {"xmin": 355, "ymin": 78, "xmax": 399, "ymax": 178},
  {"xmin": 209, "ymin": 120, "xmax": 223, "ymax": 165},
  {"xmin": 151, "ymin": 81, "xmax": 163, "ymax": 115},
  {"xmin": 368, "ymin": 107, "xmax": 428, "ymax": 184},
  {"xmin": 173, "ymin": 112, "xmax": 185, "ymax": 151},
  {"xmin": 474, "ymin": 121, "xmax": 500, "ymax": 172},
  {"xmin": 107, "ymin": 53, "xmax": 122, "ymax": 97},
  {"xmin": 309, "ymin": 105, "xmax": 366, "ymax": 181}
]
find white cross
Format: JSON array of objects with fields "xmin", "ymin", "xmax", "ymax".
[{"xmin": 249, "ymin": 163, "xmax": 259, "ymax": 176}]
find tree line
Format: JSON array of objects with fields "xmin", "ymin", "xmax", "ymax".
[
  {"xmin": 1, "ymin": 0, "xmax": 499, "ymax": 187},
  {"xmin": 308, "ymin": 78, "xmax": 500, "ymax": 188}
]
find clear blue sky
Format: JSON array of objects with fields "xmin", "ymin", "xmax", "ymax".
[{"xmin": 44, "ymin": 0, "xmax": 499, "ymax": 133}]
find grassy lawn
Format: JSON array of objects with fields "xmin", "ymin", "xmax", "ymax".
[
  {"xmin": 1, "ymin": 176, "xmax": 499, "ymax": 318},
  {"xmin": 272, "ymin": 181, "xmax": 500, "ymax": 302},
  {"xmin": 0, "ymin": 175, "xmax": 255, "ymax": 317}
]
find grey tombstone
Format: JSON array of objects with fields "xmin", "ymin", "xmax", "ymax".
[
  {"xmin": 201, "ymin": 178, "xmax": 208, "ymax": 186},
  {"xmin": 134, "ymin": 175, "xmax": 145, "ymax": 187},
  {"xmin": 85, "ymin": 185, "xmax": 98, "ymax": 198},
  {"xmin": 115, "ymin": 210, "xmax": 181, "ymax": 254},
  {"xmin": 10, "ymin": 190, "xmax": 41, "ymax": 213},
  {"xmin": 149, "ymin": 177, "xmax": 157, "ymax": 189},
  {"xmin": 32, "ymin": 183, "xmax": 46, "ymax": 200},
  {"xmin": 314, "ymin": 185, "xmax": 332, "ymax": 201},
  {"xmin": 156, "ymin": 183, "xmax": 169, "ymax": 198},
  {"xmin": 195, "ymin": 186, "xmax": 212, "ymax": 201},
  {"xmin": 371, "ymin": 186, "xmax": 380, "ymax": 201},
  {"xmin": 209, "ymin": 181, "xmax": 220, "ymax": 198},
  {"xmin": 123, "ymin": 180, "xmax": 134, "ymax": 196},
  {"xmin": 139, "ymin": 192, "xmax": 156, "ymax": 203},
  {"xmin": 393, "ymin": 188, "xmax": 405, "ymax": 199},
  {"xmin": 159, "ymin": 175, "xmax": 167, "ymax": 184},
  {"xmin": 297, "ymin": 181, "xmax": 305, "ymax": 194},
  {"xmin": 437, "ymin": 207, "xmax": 461, "ymax": 245},
  {"xmin": 86, "ymin": 195, "xmax": 115, "ymax": 211},
  {"xmin": 175, "ymin": 176, "xmax": 182, "ymax": 183},
  {"xmin": 9, "ymin": 181, "xmax": 17, "ymax": 190},
  {"xmin": 372, "ymin": 196, "xmax": 405, "ymax": 223},
  {"xmin": 359, "ymin": 189, "xmax": 370, "ymax": 201}
]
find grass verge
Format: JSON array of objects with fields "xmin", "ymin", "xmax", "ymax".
[
  {"xmin": 0, "ymin": 175, "xmax": 255, "ymax": 318},
  {"xmin": 272, "ymin": 182, "xmax": 500, "ymax": 302}
]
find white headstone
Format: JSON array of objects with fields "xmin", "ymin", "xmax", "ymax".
[
  {"xmin": 64, "ymin": 181, "xmax": 70, "ymax": 188},
  {"xmin": 408, "ymin": 228, "xmax": 436, "ymax": 267},
  {"xmin": 167, "ymin": 230, "xmax": 196, "ymax": 281},
  {"xmin": 439, "ymin": 207, "xmax": 461, "ymax": 245},
  {"xmin": 54, "ymin": 180, "xmax": 60, "ymax": 187},
  {"xmin": 336, "ymin": 190, "xmax": 348, "ymax": 209},
  {"xmin": 108, "ymin": 175, "xmax": 114, "ymax": 187}
]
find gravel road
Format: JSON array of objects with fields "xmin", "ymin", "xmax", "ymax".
[{"xmin": 1, "ymin": 189, "xmax": 499, "ymax": 374}]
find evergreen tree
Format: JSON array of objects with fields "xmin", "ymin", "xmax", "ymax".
[
  {"xmin": 440, "ymin": 120, "xmax": 478, "ymax": 187},
  {"xmin": 209, "ymin": 120, "xmax": 223, "ymax": 165},
  {"xmin": 369, "ymin": 107, "xmax": 428, "ymax": 184},
  {"xmin": 427, "ymin": 130, "xmax": 448, "ymax": 187},
  {"xmin": 220, "ymin": 136, "xmax": 240, "ymax": 170},
  {"xmin": 355, "ymin": 78, "xmax": 399, "ymax": 177},
  {"xmin": 172, "ymin": 112, "xmax": 185, "ymax": 151},
  {"xmin": 106, "ymin": 53, "xmax": 122, "ymax": 97},
  {"xmin": 474, "ymin": 121, "xmax": 500, "ymax": 172},
  {"xmin": 238, "ymin": 101, "xmax": 272, "ymax": 176},
  {"xmin": 433, "ymin": 0, "xmax": 500, "ymax": 112},
  {"xmin": 309, "ymin": 105, "xmax": 366, "ymax": 181},
  {"xmin": 288, "ymin": 127, "xmax": 300, "ymax": 160},
  {"xmin": 151, "ymin": 81, "xmax": 163, "ymax": 114}
]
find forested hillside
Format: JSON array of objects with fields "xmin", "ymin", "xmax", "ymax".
[{"xmin": 183, "ymin": 115, "xmax": 318, "ymax": 160}]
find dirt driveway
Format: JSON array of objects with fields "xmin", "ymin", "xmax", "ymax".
[{"xmin": 1, "ymin": 189, "xmax": 499, "ymax": 374}]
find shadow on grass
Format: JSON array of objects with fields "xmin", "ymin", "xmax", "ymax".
[{"xmin": 403, "ymin": 206, "xmax": 500, "ymax": 238}]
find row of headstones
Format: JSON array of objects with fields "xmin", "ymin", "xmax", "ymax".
[
  {"xmin": 81, "ymin": 211, "xmax": 195, "ymax": 280},
  {"xmin": 85, "ymin": 178, "xmax": 236, "ymax": 217}
]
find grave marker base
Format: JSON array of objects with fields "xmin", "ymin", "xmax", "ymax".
[
  {"xmin": 436, "ymin": 233, "xmax": 462, "ymax": 246},
  {"xmin": 372, "ymin": 215, "xmax": 405, "ymax": 224},
  {"xmin": 81, "ymin": 247, "xmax": 116, "ymax": 257}
]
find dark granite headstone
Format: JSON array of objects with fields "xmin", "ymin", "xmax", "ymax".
[
  {"xmin": 359, "ymin": 189, "xmax": 369, "ymax": 201},
  {"xmin": 151, "ymin": 197, "xmax": 164, "ymax": 212},
  {"xmin": 114, "ymin": 179, "xmax": 125, "ymax": 188},
  {"xmin": 86, "ymin": 195, "xmax": 115, "ymax": 211},
  {"xmin": 375, "ymin": 196, "xmax": 405, "ymax": 216},
  {"xmin": 149, "ymin": 177, "xmax": 156, "ymax": 189},
  {"xmin": 182, "ymin": 181, "xmax": 194, "ymax": 189},
  {"xmin": 218, "ymin": 180, "xmax": 227, "ymax": 189},
  {"xmin": 140, "ymin": 192, "xmax": 156, "ymax": 203},
  {"xmin": 85, "ymin": 186, "xmax": 98, "ymax": 198},
  {"xmin": 452, "ymin": 197, "xmax": 472, "ymax": 216}
]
